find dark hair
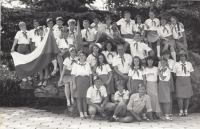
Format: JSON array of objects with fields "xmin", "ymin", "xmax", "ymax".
[
  {"xmin": 135, "ymin": 15, "xmax": 144, "ymax": 24},
  {"xmin": 138, "ymin": 84, "xmax": 146, "ymax": 89},
  {"xmin": 92, "ymin": 44, "xmax": 101, "ymax": 53},
  {"xmin": 96, "ymin": 53, "xmax": 108, "ymax": 67},
  {"xmin": 93, "ymin": 75, "xmax": 102, "ymax": 82},
  {"xmin": 171, "ymin": 16, "xmax": 182, "ymax": 36},
  {"xmin": 46, "ymin": 18, "xmax": 53, "ymax": 24},
  {"xmin": 83, "ymin": 20, "xmax": 90, "ymax": 23},
  {"xmin": 117, "ymin": 44, "xmax": 125, "ymax": 49},
  {"xmin": 105, "ymin": 16, "xmax": 112, "ymax": 22},
  {"xmin": 124, "ymin": 11, "xmax": 130, "ymax": 15},
  {"xmin": 33, "ymin": 19, "xmax": 39, "ymax": 23},
  {"xmin": 160, "ymin": 57, "xmax": 168, "ymax": 63},
  {"xmin": 162, "ymin": 50, "xmax": 170, "ymax": 56},
  {"xmin": 149, "ymin": 10, "xmax": 155, "ymax": 14},
  {"xmin": 56, "ymin": 17, "xmax": 63, "ymax": 22},
  {"xmin": 78, "ymin": 51, "xmax": 86, "ymax": 56},
  {"xmin": 117, "ymin": 80, "xmax": 125, "ymax": 88},
  {"xmin": 146, "ymin": 56, "xmax": 155, "ymax": 67},
  {"xmin": 134, "ymin": 32, "xmax": 142, "ymax": 37},
  {"xmin": 104, "ymin": 40, "xmax": 115, "ymax": 51},
  {"xmin": 132, "ymin": 56, "xmax": 143, "ymax": 70}
]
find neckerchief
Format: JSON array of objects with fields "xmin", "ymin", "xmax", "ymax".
[
  {"xmin": 98, "ymin": 63, "xmax": 104, "ymax": 71},
  {"xmin": 181, "ymin": 63, "xmax": 187, "ymax": 74},
  {"xmin": 40, "ymin": 36, "xmax": 43, "ymax": 42},
  {"xmin": 79, "ymin": 63, "xmax": 86, "ymax": 69},
  {"xmin": 163, "ymin": 26, "xmax": 169, "ymax": 34},
  {"xmin": 85, "ymin": 29, "xmax": 90, "ymax": 39},
  {"xmin": 133, "ymin": 67, "xmax": 140, "ymax": 77},
  {"xmin": 151, "ymin": 19, "xmax": 156, "ymax": 27},
  {"xmin": 58, "ymin": 26, "xmax": 63, "ymax": 31},
  {"xmin": 22, "ymin": 31, "xmax": 28, "ymax": 39},
  {"xmin": 118, "ymin": 92, "xmax": 124, "ymax": 98},
  {"xmin": 70, "ymin": 58, "xmax": 77, "ymax": 65},
  {"xmin": 125, "ymin": 20, "xmax": 130, "ymax": 28},
  {"xmin": 134, "ymin": 42, "xmax": 138, "ymax": 51},
  {"xmin": 160, "ymin": 67, "xmax": 167, "ymax": 75},
  {"xmin": 119, "ymin": 56, "xmax": 125, "ymax": 67}
]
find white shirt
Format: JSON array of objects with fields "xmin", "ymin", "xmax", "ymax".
[
  {"xmin": 81, "ymin": 28, "xmax": 96, "ymax": 42},
  {"xmin": 105, "ymin": 25, "xmax": 114, "ymax": 38},
  {"xmin": 145, "ymin": 18, "xmax": 160, "ymax": 31},
  {"xmin": 35, "ymin": 35, "xmax": 44, "ymax": 47},
  {"xmin": 91, "ymin": 22, "xmax": 103, "ymax": 31},
  {"xmin": 63, "ymin": 57, "xmax": 79, "ymax": 70},
  {"xmin": 87, "ymin": 85, "xmax": 107, "ymax": 103},
  {"xmin": 96, "ymin": 64, "xmax": 112, "ymax": 75},
  {"xmin": 128, "ymin": 67, "xmax": 144, "ymax": 80},
  {"xmin": 143, "ymin": 67, "xmax": 158, "ymax": 82},
  {"xmin": 173, "ymin": 61, "xmax": 194, "ymax": 76},
  {"xmin": 68, "ymin": 28, "xmax": 77, "ymax": 41},
  {"xmin": 86, "ymin": 53, "xmax": 98, "ymax": 67},
  {"xmin": 158, "ymin": 59, "xmax": 175, "ymax": 72},
  {"xmin": 133, "ymin": 23, "xmax": 147, "ymax": 36},
  {"xmin": 157, "ymin": 24, "xmax": 173, "ymax": 38},
  {"xmin": 71, "ymin": 62, "xmax": 92, "ymax": 76},
  {"xmin": 56, "ymin": 37, "xmax": 73, "ymax": 49},
  {"xmin": 114, "ymin": 90, "xmax": 129, "ymax": 102},
  {"xmin": 130, "ymin": 41, "xmax": 152, "ymax": 59},
  {"xmin": 102, "ymin": 51, "xmax": 117, "ymax": 64},
  {"xmin": 171, "ymin": 23, "xmax": 185, "ymax": 39},
  {"xmin": 53, "ymin": 24, "xmax": 63, "ymax": 39},
  {"xmin": 117, "ymin": 18, "xmax": 135, "ymax": 35},
  {"xmin": 30, "ymin": 28, "xmax": 38, "ymax": 42},
  {"xmin": 112, "ymin": 53, "xmax": 132, "ymax": 74},
  {"xmin": 159, "ymin": 67, "xmax": 170, "ymax": 81},
  {"xmin": 14, "ymin": 30, "xmax": 30, "ymax": 44}
]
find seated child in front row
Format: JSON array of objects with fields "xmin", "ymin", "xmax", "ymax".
[
  {"xmin": 107, "ymin": 80, "xmax": 130, "ymax": 122},
  {"xmin": 86, "ymin": 76, "xmax": 110, "ymax": 120}
]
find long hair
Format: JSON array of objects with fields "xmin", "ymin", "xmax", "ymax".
[
  {"xmin": 92, "ymin": 44, "xmax": 102, "ymax": 53},
  {"xmin": 103, "ymin": 40, "xmax": 116, "ymax": 51},
  {"xmin": 96, "ymin": 53, "xmax": 108, "ymax": 67},
  {"xmin": 135, "ymin": 15, "xmax": 144, "ymax": 24},
  {"xmin": 171, "ymin": 16, "xmax": 181, "ymax": 35},
  {"xmin": 131, "ymin": 56, "xmax": 143, "ymax": 70}
]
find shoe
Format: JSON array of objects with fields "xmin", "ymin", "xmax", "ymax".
[
  {"xmin": 90, "ymin": 115, "xmax": 95, "ymax": 120},
  {"xmin": 108, "ymin": 117, "xmax": 116, "ymax": 122},
  {"xmin": 43, "ymin": 80, "xmax": 47, "ymax": 86},
  {"xmin": 184, "ymin": 112, "xmax": 188, "ymax": 117},
  {"xmin": 178, "ymin": 112, "xmax": 184, "ymax": 117},
  {"xmin": 38, "ymin": 81, "xmax": 43, "ymax": 86}
]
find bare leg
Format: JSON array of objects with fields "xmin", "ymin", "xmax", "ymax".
[
  {"xmin": 178, "ymin": 98, "xmax": 183, "ymax": 110},
  {"xmin": 57, "ymin": 55, "xmax": 63, "ymax": 75},
  {"xmin": 69, "ymin": 81, "xmax": 75, "ymax": 104},
  {"xmin": 76, "ymin": 98, "xmax": 83, "ymax": 113},
  {"xmin": 83, "ymin": 98, "xmax": 87, "ymax": 112},
  {"xmin": 118, "ymin": 116, "xmax": 134, "ymax": 123},
  {"xmin": 162, "ymin": 102, "xmax": 170, "ymax": 115},
  {"xmin": 65, "ymin": 83, "xmax": 71, "ymax": 106},
  {"xmin": 170, "ymin": 47, "xmax": 176, "ymax": 62},
  {"xmin": 156, "ymin": 40, "xmax": 161, "ymax": 58}
]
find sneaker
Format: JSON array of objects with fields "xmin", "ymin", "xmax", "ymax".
[{"xmin": 108, "ymin": 117, "xmax": 117, "ymax": 122}]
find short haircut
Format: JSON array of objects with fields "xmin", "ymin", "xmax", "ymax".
[
  {"xmin": 124, "ymin": 11, "xmax": 130, "ymax": 15},
  {"xmin": 146, "ymin": 56, "xmax": 154, "ymax": 61},
  {"xmin": 46, "ymin": 18, "xmax": 53, "ymax": 23},
  {"xmin": 134, "ymin": 32, "xmax": 141, "ymax": 37},
  {"xmin": 83, "ymin": 20, "xmax": 89, "ymax": 24},
  {"xmin": 93, "ymin": 75, "xmax": 102, "ymax": 81},
  {"xmin": 138, "ymin": 84, "xmax": 146, "ymax": 89},
  {"xmin": 68, "ymin": 19, "xmax": 76, "ymax": 26},
  {"xmin": 33, "ymin": 19, "xmax": 38, "ymax": 23},
  {"xmin": 162, "ymin": 50, "xmax": 170, "ymax": 55},
  {"xmin": 149, "ymin": 10, "xmax": 155, "ymax": 14},
  {"xmin": 37, "ymin": 26, "xmax": 43, "ymax": 31},
  {"xmin": 56, "ymin": 17, "xmax": 63, "ymax": 22},
  {"xmin": 117, "ymin": 44, "xmax": 124, "ymax": 49},
  {"xmin": 160, "ymin": 57, "xmax": 168, "ymax": 62},
  {"xmin": 105, "ymin": 16, "xmax": 112, "ymax": 21},
  {"xmin": 19, "ymin": 22, "xmax": 26, "ymax": 26},
  {"xmin": 117, "ymin": 80, "xmax": 125, "ymax": 87}
]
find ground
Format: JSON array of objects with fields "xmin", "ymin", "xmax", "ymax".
[{"xmin": 0, "ymin": 107, "xmax": 200, "ymax": 129}]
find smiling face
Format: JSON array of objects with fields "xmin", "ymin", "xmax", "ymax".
[
  {"xmin": 136, "ymin": 17, "xmax": 142, "ymax": 24},
  {"xmin": 98, "ymin": 55, "xmax": 104, "ymax": 64},
  {"xmin": 171, "ymin": 17, "xmax": 177, "ymax": 25},
  {"xmin": 161, "ymin": 19, "xmax": 167, "ymax": 26},
  {"xmin": 147, "ymin": 59, "xmax": 154, "ymax": 67},
  {"xmin": 95, "ymin": 79, "xmax": 102, "ymax": 87},
  {"xmin": 117, "ymin": 45, "xmax": 124, "ymax": 56},
  {"xmin": 47, "ymin": 21, "xmax": 54, "ymax": 28},
  {"xmin": 149, "ymin": 12, "xmax": 155, "ymax": 19},
  {"xmin": 106, "ymin": 43, "xmax": 112, "ymax": 51},
  {"xmin": 133, "ymin": 58, "xmax": 140, "ymax": 67},
  {"xmin": 56, "ymin": 20, "xmax": 63, "ymax": 27},
  {"xmin": 33, "ymin": 21, "xmax": 39, "ymax": 29},
  {"xmin": 69, "ymin": 23, "xmax": 76, "ymax": 31},
  {"xmin": 93, "ymin": 45, "xmax": 99, "ymax": 54},
  {"xmin": 124, "ymin": 13, "xmax": 131, "ymax": 21},
  {"xmin": 134, "ymin": 33, "xmax": 141, "ymax": 42},
  {"xmin": 79, "ymin": 53, "xmax": 86, "ymax": 61},
  {"xmin": 160, "ymin": 59, "xmax": 167, "ymax": 67}
]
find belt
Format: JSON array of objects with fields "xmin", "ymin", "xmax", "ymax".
[
  {"xmin": 18, "ymin": 44, "xmax": 29, "ymax": 46},
  {"xmin": 122, "ymin": 34, "xmax": 134, "ymax": 39},
  {"xmin": 77, "ymin": 75, "xmax": 89, "ymax": 77}
]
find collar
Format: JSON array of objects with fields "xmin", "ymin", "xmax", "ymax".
[
  {"xmin": 78, "ymin": 61, "xmax": 86, "ymax": 65},
  {"xmin": 117, "ymin": 53, "xmax": 125, "ymax": 57},
  {"xmin": 124, "ymin": 18, "xmax": 132, "ymax": 22},
  {"xmin": 92, "ymin": 52, "xmax": 98, "ymax": 57},
  {"xmin": 134, "ymin": 66, "xmax": 139, "ymax": 69},
  {"xmin": 21, "ymin": 30, "xmax": 28, "ymax": 33},
  {"xmin": 160, "ymin": 66, "xmax": 167, "ymax": 69},
  {"xmin": 118, "ymin": 90, "xmax": 126, "ymax": 95},
  {"xmin": 150, "ymin": 18, "xmax": 155, "ymax": 21},
  {"xmin": 180, "ymin": 61, "xmax": 187, "ymax": 65},
  {"xmin": 134, "ymin": 41, "xmax": 141, "ymax": 44},
  {"xmin": 85, "ymin": 28, "xmax": 90, "ymax": 30},
  {"xmin": 93, "ymin": 85, "xmax": 102, "ymax": 90},
  {"xmin": 106, "ymin": 25, "xmax": 112, "ymax": 29},
  {"xmin": 135, "ymin": 93, "xmax": 145, "ymax": 100},
  {"xmin": 70, "ymin": 56, "xmax": 76, "ymax": 60}
]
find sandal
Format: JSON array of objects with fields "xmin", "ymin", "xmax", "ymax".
[
  {"xmin": 71, "ymin": 98, "xmax": 75, "ymax": 105},
  {"xmin": 178, "ymin": 112, "xmax": 184, "ymax": 117},
  {"xmin": 165, "ymin": 116, "xmax": 173, "ymax": 121}
]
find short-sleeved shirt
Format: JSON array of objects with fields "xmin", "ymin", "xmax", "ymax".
[
  {"xmin": 130, "ymin": 41, "xmax": 152, "ymax": 59},
  {"xmin": 68, "ymin": 28, "xmax": 77, "ymax": 41},
  {"xmin": 63, "ymin": 57, "xmax": 79, "ymax": 70},
  {"xmin": 91, "ymin": 22, "xmax": 103, "ymax": 28},
  {"xmin": 157, "ymin": 24, "xmax": 173, "ymax": 38},
  {"xmin": 117, "ymin": 18, "xmax": 135, "ymax": 35},
  {"xmin": 71, "ymin": 62, "xmax": 92, "ymax": 76},
  {"xmin": 105, "ymin": 25, "xmax": 114, "ymax": 38},
  {"xmin": 53, "ymin": 25, "xmax": 63, "ymax": 40},
  {"xmin": 56, "ymin": 37, "xmax": 73, "ymax": 49},
  {"xmin": 133, "ymin": 24, "xmax": 147, "ymax": 36},
  {"xmin": 128, "ymin": 67, "xmax": 144, "ymax": 80},
  {"xmin": 86, "ymin": 85, "xmax": 107, "ymax": 103},
  {"xmin": 112, "ymin": 53, "xmax": 132, "ymax": 74},
  {"xmin": 114, "ymin": 90, "xmax": 130, "ymax": 102},
  {"xmin": 171, "ymin": 23, "xmax": 185, "ymax": 39},
  {"xmin": 102, "ymin": 51, "xmax": 117, "ymax": 65},
  {"xmin": 143, "ymin": 66, "xmax": 158, "ymax": 82},
  {"xmin": 173, "ymin": 61, "xmax": 194, "ymax": 76},
  {"xmin": 127, "ymin": 93, "xmax": 152, "ymax": 114},
  {"xmin": 14, "ymin": 30, "xmax": 30, "ymax": 44},
  {"xmin": 81, "ymin": 28, "xmax": 96, "ymax": 42},
  {"xmin": 96, "ymin": 64, "xmax": 112, "ymax": 75},
  {"xmin": 87, "ymin": 53, "xmax": 98, "ymax": 67},
  {"xmin": 35, "ymin": 35, "xmax": 44, "ymax": 47},
  {"xmin": 145, "ymin": 18, "xmax": 160, "ymax": 31},
  {"xmin": 159, "ymin": 66, "xmax": 170, "ymax": 81},
  {"xmin": 30, "ymin": 28, "xmax": 38, "ymax": 42},
  {"xmin": 158, "ymin": 59, "xmax": 175, "ymax": 72}
]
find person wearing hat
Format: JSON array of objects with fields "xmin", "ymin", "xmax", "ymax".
[
  {"xmin": 30, "ymin": 19, "xmax": 40, "ymax": 51},
  {"xmin": 58, "ymin": 47, "xmax": 78, "ymax": 107},
  {"xmin": 173, "ymin": 50, "xmax": 194, "ymax": 117},
  {"xmin": 86, "ymin": 76, "xmax": 109, "ymax": 120},
  {"xmin": 86, "ymin": 43, "xmax": 101, "ymax": 73},
  {"xmin": 35, "ymin": 26, "xmax": 49, "ymax": 87},
  {"xmin": 81, "ymin": 20, "xmax": 97, "ymax": 54},
  {"xmin": 71, "ymin": 51, "xmax": 93, "ymax": 119},
  {"xmin": 157, "ymin": 17, "xmax": 176, "ymax": 62},
  {"xmin": 56, "ymin": 27, "xmax": 73, "ymax": 75},
  {"xmin": 11, "ymin": 21, "xmax": 32, "ymax": 83},
  {"xmin": 158, "ymin": 50, "xmax": 175, "ymax": 115},
  {"xmin": 53, "ymin": 16, "xmax": 64, "ymax": 40},
  {"xmin": 67, "ymin": 19, "xmax": 77, "ymax": 42},
  {"xmin": 144, "ymin": 10, "xmax": 161, "ymax": 59}
]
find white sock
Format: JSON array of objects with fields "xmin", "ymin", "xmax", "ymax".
[
  {"xmin": 157, "ymin": 46, "xmax": 160, "ymax": 58},
  {"xmin": 80, "ymin": 112, "xmax": 84, "ymax": 117},
  {"xmin": 184, "ymin": 109, "xmax": 188, "ymax": 113},
  {"xmin": 84, "ymin": 112, "xmax": 88, "ymax": 116},
  {"xmin": 171, "ymin": 52, "xmax": 176, "ymax": 62},
  {"xmin": 180, "ymin": 110, "xmax": 183, "ymax": 113},
  {"xmin": 113, "ymin": 115, "xmax": 116, "ymax": 118}
]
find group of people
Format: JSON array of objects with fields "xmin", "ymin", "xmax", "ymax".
[{"xmin": 11, "ymin": 10, "xmax": 194, "ymax": 123}]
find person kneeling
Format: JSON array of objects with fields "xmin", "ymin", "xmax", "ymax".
[
  {"xmin": 86, "ymin": 76, "xmax": 109, "ymax": 120},
  {"xmin": 108, "ymin": 80, "xmax": 130, "ymax": 122},
  {"xmin": 119, "ymin": 84, "xmax": 153, "ymax": 123}
]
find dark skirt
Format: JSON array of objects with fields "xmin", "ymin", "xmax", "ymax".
[
  {"xmin": 162, "ymin": 35, "xmax": 175, "ymax": 47},
  {"xmin": 176, "ymin": 76, "xmax": 193, "ymax": 98},
  {"xmin": 176, "ymin": 37, "xmax": 187, "ymax": 52},
  {"xmin": 74, "ymin": 76, "xmax": 90, "ymax": 98},
  {"xmin": 98, "ymin": 74, "xmax": 115, "ymax": 95},
  {"xmin": 170, "ymin": 73, "xmax": 175, "ymax": 92},
  {"xmin": 130, "ymin": 79, "xmax": 144, "ymax": 94},
  {"xmin": 147, "ymin": 30, "xmax": 159, "ymax": 43},
  {"xmin": 158, "ymin": 80, "xmax": 170, "ymax": 103},
  {"xmin": 63, "ymin": 70, "xmax": 72, "ymax": 84}
]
